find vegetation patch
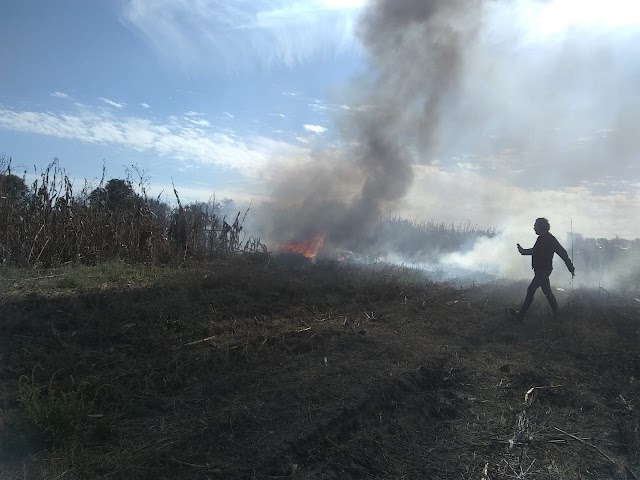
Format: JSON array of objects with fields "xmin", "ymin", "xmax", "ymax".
[{"xmin": 18, "ymin": 379, "xmax": 89, "ymax": 447}]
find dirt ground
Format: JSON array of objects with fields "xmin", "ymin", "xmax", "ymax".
[{"xmin": 1, "ymin": 258, "xmax": 639, "ymax": 479}]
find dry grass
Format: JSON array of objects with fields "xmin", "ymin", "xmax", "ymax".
[
  {"xmin": 0, "ymin": 157, "xmax": 265, "ymax": 267},
  {"xmin": 1, "ymin": 259, "xmax": 639, "ymax": 479}
]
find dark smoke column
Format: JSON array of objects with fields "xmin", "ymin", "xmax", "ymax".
[
  {"xmin": 263, "ymin": 0, "xmax": 487, "ymax": 252},
  {"xmin": 336, "ymin": 0, "xmax": 485, "ymax": 243}
]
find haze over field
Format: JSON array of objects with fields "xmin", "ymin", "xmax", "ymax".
[{"xmin": 1, "ymin": 0, "xmax": 639, "ymax": 261}]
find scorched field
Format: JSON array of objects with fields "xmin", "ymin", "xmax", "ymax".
[{"xmin": 1, "ymin": 259, "xmax": 639, "ymax": 479}]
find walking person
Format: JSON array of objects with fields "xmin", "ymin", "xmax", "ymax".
[{"xmin": 514, "ymin": 218, "xmax": 575, "ymax": 321}]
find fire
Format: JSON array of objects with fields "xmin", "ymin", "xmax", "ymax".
[{"xmin": 279, "ymin": 232, "xmax": 326, "ymax": 259}]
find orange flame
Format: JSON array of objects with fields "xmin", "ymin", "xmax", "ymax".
[{"xmin": 279, "ymin": 232, "xmax": 326, "ymax": 259}]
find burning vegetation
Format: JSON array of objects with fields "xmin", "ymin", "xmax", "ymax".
[
  {"xmin": 276, "ymin": 232, "xmax": 326, "ymax": 259},
  {"xmin": 2, "ymin": 0, "xmax": 640, "ymax": 476}
]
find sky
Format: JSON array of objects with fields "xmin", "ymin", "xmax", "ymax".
[{"xmin": 1, "ymin": 0, "xmax": 639, "ymax": 248}]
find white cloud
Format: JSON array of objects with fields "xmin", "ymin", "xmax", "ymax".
[
  {"xmin": 120, "ymin": 0, "xmax": 363, "ymax": 71},
  {"xmin": 303, "ymin": 124, "xmax": 327, "ymax": 134},
  {"xmin": 185, "ymin": 117, "xmax": 211, "ymax": 127},
  {"xmin": 308, "ymin": 101, "xmax": 333, "ymax": 113},
  {"xmin": 139, "ymin": 102, "xmax": 150, "ymax": 109},
  {"xmin": 51, "ymin": 91, "xmax": 70, "ymax": 99},
  {"xmin": 0, "ymin": 106, "xmax": 306, "ymax": 178},
  {"xmin": 308, "ymin": 100, "xmax": 371, "ymax": 114},
  {"xmin": 99, "ymin": 97, "xmax": 126, "ymax": 109}
]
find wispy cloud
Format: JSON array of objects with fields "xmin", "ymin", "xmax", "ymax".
[
  {"xmin": 99, "ymin": 97, "xmax": 126, "ymax": 109},
  {"xmin": 51, "ymin": 91, "xmax": 70, "ymax": 99},
  {"xmin": 0, "ymin": 106, "xmax": 305, "ymax": 177},
  {"xmin": 185, "ymin": 117, "xmax": 211, "ymax": 127},
  {"xmin": 303, "ymin": 124, "xmax": 327, "ymax": 134},
  {"xmin": 120, "ymin": 0, "xmax": 363, "ymax": 71},
  {"xmin": 139, "ymin": 102, "xmax": 150, "ymax": 109}
]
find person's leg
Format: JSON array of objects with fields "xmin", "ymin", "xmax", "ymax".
[
  {"xmin": 540, "ymin": 273, "xmax": 559, "ymax": 318},
  {"xmin": 517, "ymin": 273, "xmax": 544, "ymax": 320}
]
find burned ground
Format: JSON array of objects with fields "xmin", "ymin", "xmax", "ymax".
[{"xmin": 1, "ymin": 259, "xmax": 639, "ymax": 479}]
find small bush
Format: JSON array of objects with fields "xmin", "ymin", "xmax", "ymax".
[{"xmin": 18, "ymin": 380, "xmax": 88, "ymax": 446}]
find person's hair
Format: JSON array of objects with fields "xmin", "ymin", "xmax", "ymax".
[{"xmin": 535, "ymin": 218, "xmax": 550, "ymax": 231}]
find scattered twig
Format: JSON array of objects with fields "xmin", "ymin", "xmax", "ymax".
[
  {"xmin": 524, "ymin": 385, "xmax": 563, "ymax": 403},
  {"xmin": 324, "ymin": 435, "xmax": 342, "ymax": 450},
  {"xmin": 256, "ymin": 336, "xmax": 268, "ymax": 353},
  {"xmin": 52, "ymin": 470, "xmax": 71, "ymax": 480},
  {"xmin": 10, "ymin": 334, "xmax": 45, "ymax": 341},
  {"xmin": 495, "ymin": 438, "xmax": 569, "ymax": 446},
  {"xmin": 553, "ymin": 426, "xmax": 616, "ymax": 465},
  {"xmin": 184, "ymin": 336, "xmax": 217, "ymax": 347},
  {"xmin": 20, "ymin": 273, "xmax": 67, "ymax": 281},
  {"xmin": 626, "ymin": 466, "xmax": 639, "ymax": 480},
  {"xmin": 34, "ymin": 238, "xmax": 51, "ymax": 266},
  {"xmin": 169, "ymin": 457, "xmax": 220, "ymax": 471}
]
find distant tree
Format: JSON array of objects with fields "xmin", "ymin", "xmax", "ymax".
[
  {"xmin": 0, "ymin": 173, "xmax": 29, "ymax": 202},
  {"xmin": 89, "ymin": 178, "xmax": 141, "ymax": 210}
]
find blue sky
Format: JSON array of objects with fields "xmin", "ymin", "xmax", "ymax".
[
  {"xmin": 1, "ymin": 0, "xmax": 639, "ymax": 240},
  {"xmin": 1, "ymin": 0, "xmax": 364, "ymax": 196}
]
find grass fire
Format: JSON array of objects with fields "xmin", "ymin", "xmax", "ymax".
[
  {"xmin": 1, "ymin": 159, "xmax": 639, "ymax": 479},
  {"xmin": 276, "ymin": 232, "xmax": 326, "ymax": 259},
  {"xmin": 2, "ymin": 0, "xmax": 640, "ymax": 478}
]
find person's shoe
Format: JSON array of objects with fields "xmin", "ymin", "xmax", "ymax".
[
  {"xmin": 504, "ymin": 307, "xmax": 518, "ymax": 321},
  {"xmin": 505, "ymin": 307, "xmax": 522, "ymax": 322}
]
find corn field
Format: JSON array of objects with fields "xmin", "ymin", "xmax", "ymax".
[{"xmin": 0, "ymin": 157, "xmax": 266, "ymax": 267}]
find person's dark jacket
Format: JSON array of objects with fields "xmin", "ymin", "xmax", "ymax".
[{"xmin": 520, "ymin": 232, "xmax": 574, "ymax": 272}]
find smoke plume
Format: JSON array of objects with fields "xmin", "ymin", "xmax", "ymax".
[
  {"xmin": 260, "ymin": 0, "xmax": 488, "ymax": 251},
  {"xmin": 256, "ymin": 0, "xmax": 640, "ymax": 289}
]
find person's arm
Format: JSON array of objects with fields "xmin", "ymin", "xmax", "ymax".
[
  {"xmin": 517, "ymin": 243, "xmax": 533, "ymax": 255},
  {"xmin": 554, "ymin": 238, "xmax": 575, "ymax": 276}
]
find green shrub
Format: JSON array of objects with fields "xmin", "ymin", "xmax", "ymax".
[{"xmin": 18, "ymin": 381, "xmax": 88, "ymax": 446}]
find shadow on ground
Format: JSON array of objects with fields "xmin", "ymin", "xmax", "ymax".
[{"xmin": 1, "ymin": 262, "xmax": 639, "ymax": 479}]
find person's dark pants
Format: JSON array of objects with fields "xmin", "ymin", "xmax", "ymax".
[{"xmin": 519, "ymin": 269, "xmax": 559, "ymax": 319}]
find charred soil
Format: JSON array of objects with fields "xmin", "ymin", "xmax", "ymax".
[{"xmin": 1, "ymin": 259, "xmax": 639, "ymax": 479}]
